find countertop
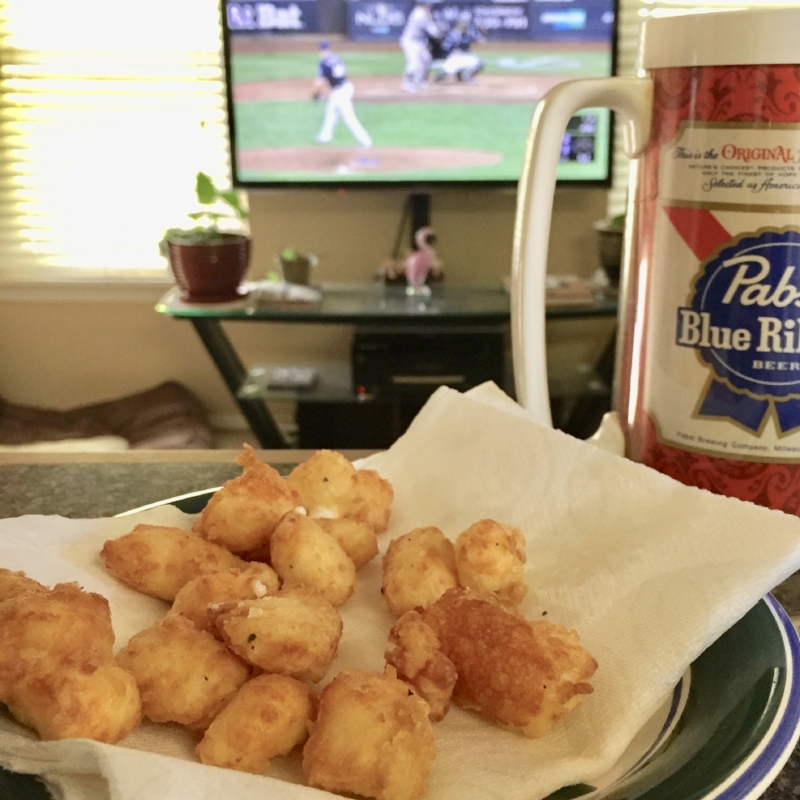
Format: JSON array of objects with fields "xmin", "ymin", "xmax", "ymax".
[
  {"xmin": 1, "ymin": 449, "xmax": 800, "ymax": 800},
  {"xmin": 0, "ymin": 450, "xmax": 324, "ymax": 519}
]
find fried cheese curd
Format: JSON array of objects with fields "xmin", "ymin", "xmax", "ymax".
[
  {"xmin": 116, "ymin": 614, "xmax": 250, "ymax": 729},
  {"xmin": 0, "ymin": 582, "xmax": 142, "ymax": 743},
  {"xmin": 454, "ymin": 519, "xmax": 528, "ymax": 607},
  {"xmin": 213, "ymin": 586, "xmax": 343, "ymax": 683},
  {"xmin": 6, "ymin": 664, "xmax": 142, "ymax": 743},
  {"xmin": 0, "ymin": 582, "xmax": 115, "ymax": 695},
  {"xmin": 0, "ymin": 568, "xmax": 47, "ymax": 601},
  {"xmin": 423, "ymin": 588, "xmax": 597, "ymax": 738},
  {"xmin": 100, "ymin": 523, "xmax": 243, "ymax": 602},
  {"xmin": 315, "ymin": 517, "xmax": 378, "ymax": 570},
  {"xmin": 382, "ymin": 526, "xmax": 458, "ymax": 618},
  {"xmin": 197, "ymin": 674, "xmax": 316, "ymax": 773},
  {"xmin": 270, "ymin": 510, "xmax": 357, "ymax": 606},
  {"xmin": 385, "ymin": 610, "xmax": 457, "ymax": 722},
  {"xmin": 302, "ymin": 666, "xmax": 435, "ymax": 800},
  {"xmin": 194, "ymin": 444, "xmax": 301, "ymax": 556},
  {"xmin": 169, "ymin": 563, "xmax": 280, "ymax": 637},
  {"xmin": 286, "ymin": 449, "xmax": 393, "ymax": 534}
]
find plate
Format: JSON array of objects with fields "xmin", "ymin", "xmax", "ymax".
[
  {"xmin": 2, "ymin": 489, "xmax": 800, "ymax": 800},
  {"xmin": 545, "ymin": 592, "xmax": 800, "ymax": 800}
]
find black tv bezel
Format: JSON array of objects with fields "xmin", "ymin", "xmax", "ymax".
[{"xmin": 220, "ymin": 0, "xmax": 619, "ymax": 192}]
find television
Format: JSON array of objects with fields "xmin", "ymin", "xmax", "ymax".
[{"xmin": 220, "ymin": 0, "xmax": 617, "ymax": 193}]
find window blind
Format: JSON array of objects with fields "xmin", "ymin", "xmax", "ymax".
[
  {"xmin": 608, "ymin": 0, "xmax": 797, "ymax": 218},
  {"xmin": 0, "ymin": 0, "xmax": 230, "ymax": 279}
]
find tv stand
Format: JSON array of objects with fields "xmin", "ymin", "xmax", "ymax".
[{"xmin": 155, "ymin": 282, "xmax": 619, "ymax": 449}]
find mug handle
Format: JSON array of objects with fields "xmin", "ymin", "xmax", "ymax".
[{"xmin": 510, "ymin": 76, "xmax": 654, "ymax": 426}]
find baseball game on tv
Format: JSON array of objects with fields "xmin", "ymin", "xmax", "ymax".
[{"xmin": 222, "ymin": 0, "xmax": 615, "ymax": 186}]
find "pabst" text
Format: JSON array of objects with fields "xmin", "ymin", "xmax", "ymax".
[{"xmin": 676, "ymin": 254, "xmax": 800, "ymax": 354}]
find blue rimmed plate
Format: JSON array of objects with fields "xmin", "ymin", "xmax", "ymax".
[
  {"xmin": 2, "ymin": 489, "xmax": 799, "ymax": 800},
  {"xmin": 546, "ymin": 593, "xmax": 800, "ymax": 800}
]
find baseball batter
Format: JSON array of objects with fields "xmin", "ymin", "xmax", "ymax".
[
  {"xmin": 400, "ymin": 1, "xmax": 439, "ymax": 93},
  {"xmin": 311, "ymin": 41, "xmax": 372, "ymax": 148}
]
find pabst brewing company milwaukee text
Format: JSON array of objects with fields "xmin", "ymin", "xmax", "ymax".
[{"xmin": 677, "ymin": 255, "xmax": 800, "ymax": 355}]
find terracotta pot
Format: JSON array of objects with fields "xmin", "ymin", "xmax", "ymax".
[
  {"xmin": 593, "ymin": 221, "xmax": 623, "ymax": 287},
  {"xmin": 280, "ymin": 257, "xmax": 310, "ymax": 286},
  {"xmin": 167, "ymin": 234, "xmax": 250, "ymax": 303},
  {"xmin": 279, "ymin": 253, "xmax": 317, "ymax": 286}
]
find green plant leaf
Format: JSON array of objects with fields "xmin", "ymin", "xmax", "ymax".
[
  {"xmin": 219, "ymin": 191, "xmax": 249, "ymax": 220},
  {"xmin": 163, "ymin": 227, "xmax": 224, "ymax": 245},
  {"xmin": 610, "ymin": 213, "xmax": 626, "ymax": 229},
  {"xmin": 195, "ymin": 172, "xmax": 217, "ymax": 205}
]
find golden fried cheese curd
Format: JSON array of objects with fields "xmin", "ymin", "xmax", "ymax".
[
  {"xmin": 337, "ymin": 468, "xmax": 394, "ymax": 535},
  {"xmin": 382, "ymin": 526, "xmax": 458, "ymax": 618},
  {"xmin": 194, "ymin": 445, "xmax": 300, "ymax": 556},
  {"xmin": 197, "ymin": 674, "xmax": 316, "ymax": 773},
  {"xmin": 315, "ymin": 517, "xmax": 379, "ymax": 570},
  {"xmin": 169, "ymin": 563, "xmax": 280, "ymax": 637},
  {"xmin": 100, "ymin": 524, "xmax": 243, "ymax": 602},
  {"xmin": 214, "ymin": 586, "xmax": 343, "ymax": 683},
  {"xmin": 286, "ymin": 449, "xmax": 394, "ymax": 533},
  {"xmin": 0, "ymin": 582, "xmax": 115, "ymax": 699},
  {"xmin": 454, "ymin": 519, "xmax": 528, "ymax": 606},
  {"xmin": 302, "ymin": 666, "xmax": 436, "ymax": 800},
  {"xmin": 285, "ymin": 449, "xmax": 354, "ymax": 516},
  {"xmin": 0, "ymin": 568, "xmax": 47, "ymax": 602},
  {"xmin": 385, "ymin": 610, "xmax": 457, "ymax": 722},
  {"xmin": 424, "ymin": 587, "xmax": 597, "ymax": 739},
  {"xmin": 116, "ymin": 614, "xmax": 250, "ymax": 730},
  {"xmin": 270, "ymin": 511, "xmax": 357, "ymax": 606},
  {"xmin": 6, "ymin": 664, "xmax": 142, "ymax": 743}
]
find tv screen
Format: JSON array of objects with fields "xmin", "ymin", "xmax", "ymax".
[{"xmin": 222, "ymin": 0, "xmax": 616, "ymax": 187}]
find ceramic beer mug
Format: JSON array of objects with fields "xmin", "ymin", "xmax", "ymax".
[{"xmin": 512, "ymin": 7, "xmax": 800, "ymax": 512}]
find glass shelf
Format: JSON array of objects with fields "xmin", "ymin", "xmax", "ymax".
[
  {"xmin": 157, "ymin": 282, "xmax": 511, "ymax": 324},
  {"xmin": 156, "ymin": 281, "xmax": 618, "ymax": 325},
  {"xmin": 238, "ymin": 359, "xmax": 609, "ymax": 408},
  {"xmin": 238, "ymin": 361, "xmax": 370, "ymax": 404}
]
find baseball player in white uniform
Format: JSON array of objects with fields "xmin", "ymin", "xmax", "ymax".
[
  {"xmin": 311, "ymin": 41, "xmax": 372, "ymax": 148},
  {"xmin": 400, "ymin": 1, "xmax": 439, "ymax": 93}
]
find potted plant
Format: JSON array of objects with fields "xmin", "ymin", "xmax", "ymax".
[
  {"xmin": 161, "ymin": 172, "xmax": 251, "ymax": 303},
  {"xmin": 593, "ymin": 213, "xmax": 625, "ymax": 288},
  {"xmin": 278, "ymin": 247, "xmax": 318, "ymax": 286}
]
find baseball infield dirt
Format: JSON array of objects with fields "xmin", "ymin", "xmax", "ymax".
[
  {"xmin": 236, "ymin": 72, "xmax": 565, "ymax": 104},
  {"xmin": 238, "ymin": 145, "xmax": 502, "ymax": 175}
]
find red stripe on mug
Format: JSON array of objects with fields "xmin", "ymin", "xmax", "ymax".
[{"xmin": 662, "ymin": 206, "xmax": 731, "ymax": 262}]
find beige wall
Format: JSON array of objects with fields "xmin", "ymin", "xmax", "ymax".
[
  {"xmin": 0, "ymin": 186, "xmax": 614, "ymax": 429},
  {"xmin": 245, "ymin": 184, "xmax": 607, "ymax": 283}
]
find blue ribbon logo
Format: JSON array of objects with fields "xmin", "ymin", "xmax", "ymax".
[{"xmin": 675, "ymin": 228, "xmax": 800, "ymax": 434}]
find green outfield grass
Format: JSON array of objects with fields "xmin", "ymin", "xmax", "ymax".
[
  {"xmin": 231, "ymin": 49, "xmax": 611, "ymax": 83},
  {"xmin": 235, "ymin": 99, "xmax": 610, "ymax": 183},
  {"xmin": 233, "ymin": 51, "xmax": 405, "ymax": 81}
]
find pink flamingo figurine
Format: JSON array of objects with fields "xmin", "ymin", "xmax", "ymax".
[{"xmin": 405, "ymin": 226, "xmax": 437, "ymax": 293}]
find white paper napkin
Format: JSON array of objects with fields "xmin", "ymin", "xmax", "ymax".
[{"xmin": 3, "ymin": 383, "xmax": 800, "ymax": 800}]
